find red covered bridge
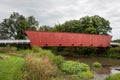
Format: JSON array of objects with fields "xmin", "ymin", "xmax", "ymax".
[{"xmin": 25, "ymin": 30, "xmax": 112, "ymax": 47}]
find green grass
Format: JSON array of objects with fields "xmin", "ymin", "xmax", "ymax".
[{"xmin": 0, "ymin": 53, "xmax": 24, "ymax": 80}]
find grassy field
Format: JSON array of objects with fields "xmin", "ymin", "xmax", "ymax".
[{"xmin": 0, "ymin": 53, "xmax": 24, "ymax": 80}]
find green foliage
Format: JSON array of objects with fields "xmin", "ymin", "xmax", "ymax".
[
  {"xmin": 104, "ymin": 73, "xmax": 120, "ymax": 80},
  {"xmin": 80, "ymin": 63, "xmax": 90, "ymax": 72},
  {"xmin": 60, "ymin": 61, "xmax": 90, "ymax": 74},
  {"xmin": 0, "ymin": 12, "xmax": 38, "ymax": 39},
  {"xmin": 53, "ymin": 15, "xmax": 111, "ymax": 35},
  {"xmin": 77, "ymin": 71, "xmax": 93, "ymax": 80},
  {"xmin": 52, "ymin": 55, "xmax": 65, "ymax": 67},
  {"xmin": 32, "ymin": 46, "xmax": 43, "ymax": 53},
  {"xmin": 60, "ymin": 61, "xmax": 80, "ymax": 74},
  {"xmin": 104, "ymin": 47, "xmax": 120, "ymax": 59},
  {"xmin": 92, "ymin": 62, "xmax": 102, "ymax": 68},
  {"xmin": 85, "ymin": 27, "xmax": 97, "ymax": 34}
]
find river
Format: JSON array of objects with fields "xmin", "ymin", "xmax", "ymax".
[{"xmin": 65, "ymin": 57, "xmax": 120, "ymax": 80}]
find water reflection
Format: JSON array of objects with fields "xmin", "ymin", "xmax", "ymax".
[{"xmin": 111, "ymin": 67, "xmax": 120, "ymax": 74}]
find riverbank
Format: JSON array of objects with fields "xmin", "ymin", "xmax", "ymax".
[{"xmin": 0, "ymin": 46, "xmax": 120, "ymax": 80}]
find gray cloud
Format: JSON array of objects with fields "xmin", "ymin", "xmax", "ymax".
[{"xmin": 0, "ymin": 0, "xmax": 120, "ymax": 40}]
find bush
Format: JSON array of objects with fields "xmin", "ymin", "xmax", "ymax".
[
  {"xmin": 80, "ymin": 63, "xmax": 90, "ymax": 72},
  {"xmin": 92, "ymin": 62, "xmax": 102, "ymax": 68},
  {"xmin": 77, "ymin": 71, "xmax": 93, "ymax": 80},
  {"xmin": 60, "ymin": 61, "xmax": 90, "ymax": 74},
  {"xmin": 104, "ymin": 73, "xmax": 120, "ymax": 80},
  {"xmin": 51, "ymin": 55, "xmax": 64, "ymax": 67}
]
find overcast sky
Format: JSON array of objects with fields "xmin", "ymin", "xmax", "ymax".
[{"xmin": 0, "ymin": 0, "xmax": 120, "ymax": 40}]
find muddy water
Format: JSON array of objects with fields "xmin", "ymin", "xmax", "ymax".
[{"xmin": 65, "ymin": 57, "xmax": 120, "ymax": 80}]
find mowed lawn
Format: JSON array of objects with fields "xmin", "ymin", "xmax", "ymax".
[{"xmin": 0, "ymin": 53, "xmax": 24, "ymax": 80}]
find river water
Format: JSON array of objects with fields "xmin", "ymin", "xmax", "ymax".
[{"xmin": 65, "ymin": 57, "xmax": 120, "ymax": 80}]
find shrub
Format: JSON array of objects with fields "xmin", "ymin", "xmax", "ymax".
[
  {"xmin": 104, "ymin": 73, "xmax": 120, "ymax": 80},
  {"xmin": 25, "ymin": 55, "xmax": 58, "ymax": 80},
  {"xmin": 51, "ymin": 55, "xmax": 65, "ymax": 67},
  {"xmin": 60, "ymin": 61, "xmax": 90, "ymax": 74},
  {"xmin": 80, "ymin": 63, "xmax": 90, "ymax": 72},
  {"xmin": 77, "ymin": 71, "xmax": 93, "ymax": 80},
  {"xmin": 92, "ymin": 62, "xmax": 102, "ymax": 68}
]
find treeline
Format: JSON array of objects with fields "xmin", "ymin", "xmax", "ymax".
[{"xmin": 39, "ymin": 15, "xmax": 111, "ymax": 35}]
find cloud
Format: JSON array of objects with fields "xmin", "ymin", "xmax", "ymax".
[{"xmin": 0, "ymin": 0, "xmax": 120, "ymax": 40}]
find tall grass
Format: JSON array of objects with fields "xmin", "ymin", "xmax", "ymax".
[
  {"xmin": 0, "ymin": 45, "xmax": 17, "ymax": 53},
  {"xmin": 25, "ymin": 54, "xmax": 58, "ymax": 80}
]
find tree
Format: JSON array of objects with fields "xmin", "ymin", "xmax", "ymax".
[
  {"xmin": 0, "ymin": 12, "xmax": 39, "ymax": 39},
  {"xmin": 53, "ymin": 15, "xmax": 112, "ymax": 35},
  {"xmin": 90, "ymin": 15, "xmax": 111, "ymax": 34}
]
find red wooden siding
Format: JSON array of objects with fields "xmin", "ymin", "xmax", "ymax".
[{"xmin": 25, "ymin": 31, "xmax": 112, "ymax": 47}]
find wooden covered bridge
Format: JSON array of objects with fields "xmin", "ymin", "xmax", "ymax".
[
  {"xmin": 0, "ymin": 30, "xmax": 113, "ymax": 47},
  {"xmin": 25, "ymin": 30, "xmax": 112, "ymax": 47}
]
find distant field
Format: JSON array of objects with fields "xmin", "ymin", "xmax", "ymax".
[{"xmin": 0, "ymin": 53, "xmax": 24, "ymax": 80}]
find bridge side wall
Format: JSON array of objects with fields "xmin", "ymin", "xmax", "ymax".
[{"xmin": 25, "ymin": 31, "xmax": 112, "ymax": 47}]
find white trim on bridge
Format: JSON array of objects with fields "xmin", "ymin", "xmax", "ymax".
[
  {"xmin": 110, "ymin": 42, "xmax": 120, "ymax": 46},
  {"xmin": 0, "ymin": 40, "xmax": 120, "ymax": 47},
  {"xmin": 0, "ymin": 40, "xmax": 30, "ymax": 44}
]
